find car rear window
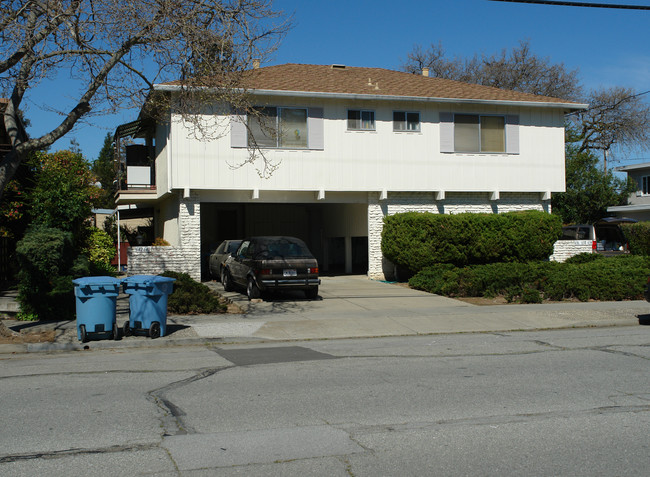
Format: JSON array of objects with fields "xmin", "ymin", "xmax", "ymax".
[{"xmin": 253, "ymin": 238, "xmax": 313, "ymax": 259}]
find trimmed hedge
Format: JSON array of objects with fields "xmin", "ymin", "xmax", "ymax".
[
  {"xmin": 409, "ymin": 255, "xmax": 650, "ymax": 302},
  {"xmin": 381, "ymin": 211, "xmax": 562, "ymax": 272},
  {"xmin": 621, "ymin": 222, "xmax": 650, "ymax": 256}
]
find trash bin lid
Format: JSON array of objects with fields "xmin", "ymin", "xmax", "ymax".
[
  {"xmin": 122, "ymin": 275, "xmax": 176, "ymax": 285},
  {"xmin": 73, "ymin": 276, "xmax": 123, "ymax": 287},
  {"xmin": 73, "ymin": 276, "xmax": 122, "ymax": 297},
  {"xmin": 123, "ymin": 275, "xmax": 176, "ymax": 295}
]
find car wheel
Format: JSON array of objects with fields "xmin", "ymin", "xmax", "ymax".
[
  {"xmin": 247, "ymin": 277, "xmax": 261, "ymax": 300},
  {"xmin": 305, "ymin": 286, "xmax": 319, "ymax": 299},
  {"xmin": 123, "ymin": 321, "xmax": 132, "ymax": 337},
  {"xmin": 111, "ymin": 325, "xmax": 120, "ymax": 340},
  {"xmin": 80, "ymin": 324, "xmax": 88, "ymax": 343},
  {"xmin": 222, "ymin": 269, "xmax": 234, "ymax": 292}
]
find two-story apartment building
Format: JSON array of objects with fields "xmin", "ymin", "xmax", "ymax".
[
  {"xmin": 608, "ymin": 162, "xmax": 650, "ymax": 221},
  {"xmin": 115, "ymin": 64, "xmax": 586, "ymax": 281}
]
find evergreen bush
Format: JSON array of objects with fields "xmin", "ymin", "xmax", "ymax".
[
  {"xmin": 160, "ymin": 271, "xmax": 227, "ymax": 314},
  {"xmin": 409, "ymin": 255, "xmax": 650, "ymax": 303},
  {"xmin": 382, "ymin": 210, "xmax": 562, "ymax": 272},
  {"xmin": 621, "ymin": 222, "xmax": 650, "ymax": 256},
  {"xmin": 15, "ymin": 225, "xmax": 77, "ymax": 320}
]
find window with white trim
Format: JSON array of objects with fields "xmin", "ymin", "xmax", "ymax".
[
  {"xmin": 393, "ymin": 111, "xmax": 420, "ymax": 132},
  {"xmin": 454, "ymin": 114, "xmax": 505, "ymax": 153},
  {"xmin": 348, "ymin": 110, "xmax": 375, "ymax": 130},
  {"xmin": 248, "ymin": 106, "xmax": 308, "ymax": 148}
]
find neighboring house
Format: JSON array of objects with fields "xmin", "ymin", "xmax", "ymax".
[
  {"xmin": 608, "ymin": 162, "xmax": 650, "ymax": 221},
  {"xmin": 114, "ymin": 64, "xmax": 586, "ymax": 281}
]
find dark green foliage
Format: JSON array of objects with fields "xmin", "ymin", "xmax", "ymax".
[
  {"xmin": 160, "ymin": 271, "xmax": 227, "ymax": 314},
  {"xmin": 381, "ymin": 211, "xmax": 562, "ymax": 272},
  {"xmin": 14, "ymin": 225, "xmax": 115, "ymax": 320},
  {"xmin": 564, "ymin": 252, "xmax": 603, "ymax": 265},
  {"xmin": 92, "ymin": 134, "xmax": 117, "ymax": 209},
  {"xmin": 27, "ymin": 150, "xmax": 99, "ymax": 242},
  {"xmin": 621, "ymin": 222, "xmax": 650, "ymax": 256},
  {"xmin": 551, "ymin": 144, "xmax": 636, "ymax": 224},
  {"xmin": 409, "ymin": 255, "xmax": 650, "ymax": 303},
  {"xmin": 15, "ymin": 226, "xmax": 77, "ymax": 320}
]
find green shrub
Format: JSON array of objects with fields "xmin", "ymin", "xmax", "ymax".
[
  {"xmin": 382, "ymin": 210, "xmax": 562, "ymax": 272},
  {"xmin": 409, "ymin": 255, "xmax": 650, "ymax": 303},
  {"xmin": 564, "ymin": 252, "xmax": 603, "ymax": 264},
  {"xmin": 621, "ymin": 222, "xmax": 650, "ymax": 255},
  {"xmin": 15, "ymin": 225, "xmax": 77, "ymax": 320},
  {"xmin": 160, "ymin": 271, "xmax": 227, "ymax": 314},
  {"xmin": 85, "ymin": 228, "xmax": 116, "ymax": 266}
]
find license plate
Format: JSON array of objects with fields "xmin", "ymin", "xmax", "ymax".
[{"xmin": 283, "ymin": 269, "xmax": 297, "ymax": 277}]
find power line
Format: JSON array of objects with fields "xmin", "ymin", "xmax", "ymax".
[{"xmin": 488, "ymin": 0, "xmax": 650, "ymax": 9}]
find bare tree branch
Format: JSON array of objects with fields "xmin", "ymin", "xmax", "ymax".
[{"xmin": 0, "ymin": 0, "xmax": 291, "ymax": 200}]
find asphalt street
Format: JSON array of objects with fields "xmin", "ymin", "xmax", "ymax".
[{"xmin": 0, "ymin": 327, "xmax": 648, "ymax": 476}]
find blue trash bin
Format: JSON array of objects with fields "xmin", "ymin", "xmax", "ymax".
[
  {"xmin": 122, "ymin": 275, "xmax": 175, "ymax": 338},
  {"xmin": 73, "ymin": 276, "xmax": 122, "ymax": 342}
]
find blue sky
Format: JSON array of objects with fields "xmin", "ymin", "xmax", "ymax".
[{"xmin": 27, "ymin": 0, "xmax": 650, "ymax": 163}]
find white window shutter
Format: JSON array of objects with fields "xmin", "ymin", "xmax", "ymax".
[
  {"xmin": 230, "ymin": 111, "xmax": 247, "ymax": 148},
  {"xmin": 506, "ymin": 115, "xmax": 520, "ymax": 154},
  {"xmin": 439, "ymin": 112, "xmax": 454, "ymax": 153},
  {"xmin": 308, "ymin": 107, "xmax": 324, "ymax": 150}
]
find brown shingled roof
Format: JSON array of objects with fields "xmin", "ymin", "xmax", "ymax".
[{"xmin": 162, "ymin": 64, "xmax": 582, "ymax": 106}]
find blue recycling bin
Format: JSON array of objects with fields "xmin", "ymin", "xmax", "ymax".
[
  {"xmin": 73, "ymin": 276, "xmax": 122, "ymax": 342},
  {"xmin": 122, "ymin": 275, "xmax": 175, "ymax": 338}
]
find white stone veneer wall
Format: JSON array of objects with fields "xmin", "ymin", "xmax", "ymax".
[
  {"xmin": 368, "ymin": 192, "xmax": 549, "ymax": 281},
  {"xmin": 549, "ymin": 240, "xmax": 593, "ymax": 262},
  {"xmin": 127, "ymin": 192, "xmax": 202, "ymax": 281}
]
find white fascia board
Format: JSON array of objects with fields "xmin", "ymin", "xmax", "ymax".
[
  {"xmin": 153, "ymin": 84, "xmax": 588, "ymax": 112},
  {"xmin": 613, "ymin": 162, "xmax": 650, "ymax": 172},
  {"xmin": 607, "ymin": 204, "xmax": 650, "ymax": 212}
]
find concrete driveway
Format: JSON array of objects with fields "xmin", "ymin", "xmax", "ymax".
[
  {"xmin": 216, "ymin": 275, "xmax": 471, "ymax": 318},
  {"xmin": 197, "ymin": 275, "xmax": 647, "ymax": 341}
]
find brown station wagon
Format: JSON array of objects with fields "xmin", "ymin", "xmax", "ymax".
[{"xmin": 221, "ymin": 236, "xmax": 321, "ymax": 300}]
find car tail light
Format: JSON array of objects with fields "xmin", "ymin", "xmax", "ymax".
[
  {"xmin": 308, "ymin": 267, "xmax": 319, "ymax": 274},
  {"xmin": 256, "ymin": 269, "xmax": 271, "ymax": 275},
  {"xmin": 592, "ymin": 241, "xmax": 597, "ymax": 251}
]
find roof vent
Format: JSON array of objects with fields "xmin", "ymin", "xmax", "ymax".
[
  {"xmin": 331, "ymin": 64, "xmax": 346, "ymax": 69},
  {"xmin": 422, "ymin": 67, "xmax": 430, "ymax": 77}
]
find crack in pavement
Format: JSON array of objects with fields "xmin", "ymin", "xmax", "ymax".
[
  {"xmin": 147, "ymin": 366, "xmax": 235, "ymax": 437},
  {"xmin": 0, "ymin": 443, "xmax": 159, "ymax": 464},
  {"xmin": 0, "ymin": 369, "xmax": 194, "ymax": 381},
  {"xmin": 596, "ymin": 346, "xmax": 650, "ymax": 360},
  {"xmin": 343, "ymin": 404, "xmax": 650, "ymax": 436}
]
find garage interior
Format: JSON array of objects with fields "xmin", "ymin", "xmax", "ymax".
[{"xmin": 200, "ymin": 203, "xmax": 369, "ymax": 280}]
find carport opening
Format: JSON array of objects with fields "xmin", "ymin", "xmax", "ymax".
[{"xmin": 200, "ymin": 203, "xmax": 368, "ymax": 280}]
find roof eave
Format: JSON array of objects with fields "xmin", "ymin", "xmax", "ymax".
[
  {"xmin": 153, "ymin": 83, "xmax": 587, "ymax": 111},
  {"xmin": 613, "ymin": 162, "xmax": 650, "ymax": 172}
]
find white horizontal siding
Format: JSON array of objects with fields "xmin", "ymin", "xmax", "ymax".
[{"xmin": 165, "ymin": 97, "xmax": 566, "ymax": 194}]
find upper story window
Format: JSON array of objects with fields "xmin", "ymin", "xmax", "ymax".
[
  {"xmin": 642, "ymin": 176, "xmax": 650, "ymax": 195},
  {"xmin": 454, "ymin": 114, "xmax": 505, "ymax": 153},
  {"xmin": 393, "ymin": 111, "xmax": 420, "ymax": 132},
  {"xmin": 248, "ymin": 106, "xmax": 308, "ymax": 148},
  {"xmin": 440, "ymin": 112, "xmax": 519, "ymax": 155},
  {"xmin": 348, "ymin": 110, "xmax": 375, "ymax": 131}
]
